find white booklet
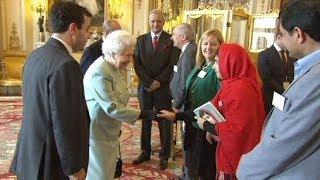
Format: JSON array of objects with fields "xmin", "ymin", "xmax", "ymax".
[{"xmin": 193, "ymin": 101, "xmax": 225, "ymax": 124}]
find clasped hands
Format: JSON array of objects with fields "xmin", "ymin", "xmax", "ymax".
[{"xmin": 146, "ymin": 80, "xmax": 161, "ymax": 92}]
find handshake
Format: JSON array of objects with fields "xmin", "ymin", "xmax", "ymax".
[
  {"xmin": 140, "ymin": 109, "xmax": 209, "ymax": 126},
  {"xmin": 139, "ymin": 109, "xmax": 177, "ymax": 121}
]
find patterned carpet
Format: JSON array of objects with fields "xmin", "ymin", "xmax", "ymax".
[{"xmin": 0, "ymin": 96, "xmax": 183, "ymax": 180}]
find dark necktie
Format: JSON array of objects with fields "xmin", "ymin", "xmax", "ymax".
[
  {"xmin": 153, "ymin": 36, "xmax": 159, "ymax": 50},
  {"xmin": 280, "ymin": 50, "xmax": 288, "ymax": 80}
]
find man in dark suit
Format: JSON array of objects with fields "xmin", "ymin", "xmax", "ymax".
[
  {"xmin": 257, "ymin": 27, "xmax": 295, "ymax": 113},
  {"xmin": 10, "ymin": 2, "xmax": 91, "ymax": 179},
  {"xmin": 79, "ymin": 19, "xmax": 121, "ymax": 74},
  {"xmin": 132, "ymin": 9, "xmax": 179, "ymax": 170},
  {"xmin": 170, "ymin": 23, "xmax": 196, "ymax": 111}
]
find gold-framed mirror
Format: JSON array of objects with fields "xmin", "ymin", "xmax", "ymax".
[{"xmin": 183, "ymin": 8, "xmax": 231, "ymax": 43}]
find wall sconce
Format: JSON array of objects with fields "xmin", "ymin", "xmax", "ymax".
[
  {"xmin": 108, "ymin": 0, "xmax": 126, "ymax": 19},
  {"xmin": 31, "ymin": 0, "xmax": 47, "ymax": 42}
]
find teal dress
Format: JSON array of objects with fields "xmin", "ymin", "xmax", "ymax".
[
  {"xmin": 183, "ymin": 62, "xmax": 220, "ymax": 178},
  {"xmin": 83, "ymin": 56, "xmax": 140, "ymax": 180}
]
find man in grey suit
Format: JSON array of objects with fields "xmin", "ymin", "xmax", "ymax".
[
  {"xmin": 132, "ymin": 9, "xmax": 179, "ymax": 170},
  {"xmin": 237, "ymin": 1, "xmax": 320, "ymax": 179},
  {"xmin": 10, "ymin": 2, "xmax": 91, "ymax": 180},
  {"xmin": 170, "ymin": 23, "xmax": 196, "ymax": 111}
]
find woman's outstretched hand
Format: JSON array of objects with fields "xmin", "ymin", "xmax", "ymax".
[{"xmin": 157, "ymin": 110, "xmax": 176, "ymax": 121}]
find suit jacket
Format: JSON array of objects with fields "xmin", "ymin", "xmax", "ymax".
[
  {"xmin": 257, "ymin": 45, "xmax": 295, "ymax": 111},
  {"xmin": 184, "ymin": 63, "xmax": 220, "ymax": 139},
  {"xmin": 83, "ymin": 57, "xmax": 140, "ymax": 180},
  {"xmin": 11, "ymin": 38, "xmax": 89, "ymax": 180},
  {"xmin": 79, "ymin": 38, "xmax": 103, "ymax": 74},
  {"xmin": 134, "ymin": 31, "xmax": 180, "ymax": 106},
  {"xmin": 185, "ymin": 64, "xmax": 220, "ymax": 111},
  {"xmin": 170, "ymin": 42, "xmax": 196, "ymax": 109},
  {"xmin": 237, "ymin": 51, "xmax": 320, "ymax": 179}
]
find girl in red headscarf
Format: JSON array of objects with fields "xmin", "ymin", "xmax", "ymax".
[{"xmin": 197, "ymin": 43, "xmax": 266, "ymax": 179}]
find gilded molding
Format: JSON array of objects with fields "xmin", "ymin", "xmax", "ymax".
[{"xmin": 8, "ymin": 22, "xmax": 21, "ymax": 51}]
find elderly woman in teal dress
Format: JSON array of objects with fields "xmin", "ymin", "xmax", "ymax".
[
  {"xmin": 160, "ymin": 29, "xmax": 223, "ymax": 179},
  {"xmin": 83, "ymin": 30, "xmax": 155, "ymax": 180}
]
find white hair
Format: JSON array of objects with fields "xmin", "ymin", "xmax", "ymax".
[
  {"xmin": 102, "ymin": 30, "xmax": 136, "ymax": 59},
  {"xmin": 176, "ymin": 23, "xmax": 195, "ymax": 42}
]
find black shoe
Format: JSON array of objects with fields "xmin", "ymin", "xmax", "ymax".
[
  {"xmin": 158, "ymin": 158, "xmax": 168, "ymax": 170},
  {"xmin": 132, "ymin": 154, "xmax": 150, "ymax": 165}
]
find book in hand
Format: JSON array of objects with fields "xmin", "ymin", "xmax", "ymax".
[{"xmin": 193, "ymin": 101, "xmax": 225, "ymax": 124}]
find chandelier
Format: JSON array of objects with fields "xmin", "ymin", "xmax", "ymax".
[
  {"xmin": 31, "ymin": 0, "xmax": 47, "ymax": 16},
  {"xmin": 199, "ymin": 0, "xmax": 250, "ymax": 10}
]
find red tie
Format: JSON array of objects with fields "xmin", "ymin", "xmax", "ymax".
[{"xmin": 153, "ymin": 36, "xmax": 159, "ymax": 50}]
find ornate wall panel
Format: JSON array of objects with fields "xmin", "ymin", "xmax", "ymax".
[{"xmin": 5, "ymin": 0, "xmax": 23, "ymax": 51}]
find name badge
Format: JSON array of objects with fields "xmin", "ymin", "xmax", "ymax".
[
  {"xmin": 197, "ymin": 70, "xmax": 207, "ymax": 78},
  {"xmin": 272, "ymin": 92, "xmax": 286, "ymax": 111},
  {"xmin": 283, "ymin": 82, "xmax": 290, "ymax": 90},
  {"xmin": 173, "ymin": 65, "xmax": 178, "ymax": 73}
]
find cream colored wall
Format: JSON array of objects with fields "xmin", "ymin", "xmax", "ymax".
[{"xmin": 133, "ymin": 0, "xmax": 150, "ymax": 36}]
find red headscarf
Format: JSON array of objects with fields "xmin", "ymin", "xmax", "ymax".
[
  {"xmin": 212, "ymin": 44, "xmax": 266, "ymax": 174},
  {"xmin": 218, "ymin": 43, "xmax": 261, "ymax": 93}
]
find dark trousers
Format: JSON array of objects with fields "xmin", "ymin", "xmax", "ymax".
[
  {"xmin": 138, "ymin": 85, "xmax": 172, "ymax": 160},
  {"xmin": 141, "ymin": 118, "xmax": 172, "ymax": 159}
]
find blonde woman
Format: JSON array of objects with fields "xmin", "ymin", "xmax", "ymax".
[{"xmin": 160, "ymin": 29, "xmax": 223, "ymax": 179}]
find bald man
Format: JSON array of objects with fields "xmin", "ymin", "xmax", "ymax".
[{"xmin": 80, "ymin": 19, "xmax": 121, "ymax": 74}]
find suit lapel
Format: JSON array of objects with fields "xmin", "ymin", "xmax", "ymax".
[
  {"xmin": 270, "ymin": 45, "xmax": 285, "ymax": 68},
  {"xmin": 270, "ymin": 45, "xmax": 281, "ymax": 59},
  {"xmin": 144, "ymin": 33, "xmax": 154, "ymax": 54}
]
